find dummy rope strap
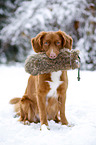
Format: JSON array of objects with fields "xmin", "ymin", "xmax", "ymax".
[
  {"xmin": 77, "ymin": 55, "xmax": 81, "ymax": 81},
  {"xmin": 70, "ymin": 52, "xmax": 80, "ymax": 81}
]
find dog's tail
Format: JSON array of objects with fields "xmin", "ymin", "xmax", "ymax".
[
  {"xmin": 9, "ymin": 98, "xmax": 21, "ymax": 104},
  {"xmin": 9, "ymin": 98, "xmax": 21, "ymax": 116}
]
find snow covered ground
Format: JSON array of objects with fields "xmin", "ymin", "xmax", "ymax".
[{"xmin": 0, "ymin": 65, "xmax": 96, "ymax": 145}]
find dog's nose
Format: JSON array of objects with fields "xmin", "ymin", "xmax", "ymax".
[
  {"xmin": 49, "ymin": 50, "xmax": 57, "ymax": 59},
  {"xmin": 49, "ymin": 53, "xmax": 57, "ymax": 59}
]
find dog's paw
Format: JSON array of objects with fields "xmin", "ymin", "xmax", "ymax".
[
  {"xmin": 23, "ymin": 120, "xmax": 30, "ymax": 125},
  {"xmin": 14, "ymin": 114, "xmax": 19, "ymax": 118},
  {"xmin": 67, "ymin": 123, "xmax": 75, "ymax": 127},
  {"xmin": 40, "ymin": 124, "xmax": 50, "ymax": 131},
  {"xmin": 18, "ymin": 118, "xmax": 30, "ymax": 125}
]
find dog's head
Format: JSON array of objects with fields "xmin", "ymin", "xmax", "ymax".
[{"xmin": 31, "ymin": 30, "xmax": 73, "ymax": 59}]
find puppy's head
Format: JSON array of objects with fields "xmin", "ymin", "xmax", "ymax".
[{"xmin": 31, "ymin": 31, "xmax": 73, "ymax": 59}]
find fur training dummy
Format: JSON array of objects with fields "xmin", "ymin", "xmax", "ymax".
[{"xmin": 25, "ymin": 49, "xmax": 80, "ymax": 76}]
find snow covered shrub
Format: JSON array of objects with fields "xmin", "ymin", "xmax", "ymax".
[
  {"xmin": 0, "ymin": 0, "xmax": 30, "ymax": 63},
  {"xmin": 76, "ymin": 0, "xmax": 96, "ymax": 70},
  {"xmin": 0, "ymin": 0, "xmax": 96, "ymax": 70}
]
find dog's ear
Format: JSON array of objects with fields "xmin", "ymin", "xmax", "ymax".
[
  {"xmin": 56, "ymin": 30, "xmax": 73, "ymax": 50},
  {"xmin": 31, "ymin": 32, "xmax": 47, "ymax": 53}
]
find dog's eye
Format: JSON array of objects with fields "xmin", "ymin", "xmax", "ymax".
[
  {"xmin": 56, "ymin": 42, "xmax": 60, "ymax": 45},
  {"xmin": 44, "ymin": 42, "xmax": 48, "ymax": 45}
]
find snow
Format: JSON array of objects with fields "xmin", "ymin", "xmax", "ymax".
[{"xmin": 0, "ymin": 65, "xmax": 96, "ymax": 145}]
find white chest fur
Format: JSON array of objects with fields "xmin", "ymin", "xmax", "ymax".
[{"xmin": 46, "ymin": 71, "xmax": 63, "ymax": 98}]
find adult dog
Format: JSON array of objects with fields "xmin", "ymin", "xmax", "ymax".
[{"xmin": 10, "ymin": 30, "xmax": 73, "ymax": 129}]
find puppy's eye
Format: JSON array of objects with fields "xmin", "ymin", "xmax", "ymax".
[
  {"xmin": 56, "ymin": 42, "xmax": 60, "ymax": 45},
  {"xmin": 44, "ymin": 42, "xmax": 48, "ymax": 45}
]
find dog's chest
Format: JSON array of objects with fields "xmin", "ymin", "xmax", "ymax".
[{"xmin": 47, "ymin": 71, "xmax": 63, "ymax": 98}]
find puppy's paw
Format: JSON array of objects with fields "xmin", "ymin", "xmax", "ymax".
[{"xmin": 40, "ymin": 124, "xmax": 50, "ymax": 131}]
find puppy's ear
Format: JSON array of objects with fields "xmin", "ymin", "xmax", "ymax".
[
  {"xmin": 31, "ymin": 32, "xmax": 47, "ymax": 53},
  {"xmin": 57, "ymin": 30, "xmax": 73, "ymax": 50}
]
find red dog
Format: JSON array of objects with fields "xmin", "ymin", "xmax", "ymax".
[{"xmin": 10, "ymin": 30, "xmax": 73, "ymax": 129}]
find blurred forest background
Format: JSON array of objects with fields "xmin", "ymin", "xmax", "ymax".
[{"xmin": 0, "ymin": 0, "xmax": 96, "ymax": 70}]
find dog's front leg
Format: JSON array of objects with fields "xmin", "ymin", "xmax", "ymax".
[
  {"xmin": 35, "ymin": 75, "xmax": 50, "ymax": 129},
  {"xmin": 37, "ymin": 91, "xmax": 48, "ymax": 126},
  {"xmin": 57, "ymin": 79, "xmax": 68, "ymax": 125},
  {"xmin": 58, "ymin": 71, "xmax": 68, "ymax": 125},
  {"xmin": 58, "ymin": 92, "xmax": 68, "ymax": 125}
]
